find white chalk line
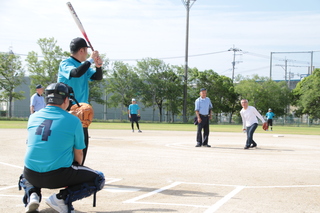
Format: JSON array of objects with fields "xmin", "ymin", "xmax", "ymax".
[
  {"xmin": 123, "ymin": 181, "xmax": 320, "ymax": 212},
  {"xmin": 0, "ymin": 162, "xmax": 23, "ymax": 169}
]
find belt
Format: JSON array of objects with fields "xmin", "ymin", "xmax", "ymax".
[{"xmin": 200, "ymin": 114, "xmax": 209, "ymax": 117}]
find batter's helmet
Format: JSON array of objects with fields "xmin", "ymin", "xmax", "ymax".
[{"xmin": 45, "ymin": 83, "xmax": 73, "ymax": 105}]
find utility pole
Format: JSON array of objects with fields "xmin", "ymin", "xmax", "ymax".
[
  {"xmin": 228, "ymin": 46, "xmax": 242, "ymax": 82},
  {"xmin": 181, "ymin": 0, "xmax": 196, "ymax": 123}
]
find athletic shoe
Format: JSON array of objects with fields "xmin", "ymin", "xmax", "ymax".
[
  {"xmin": 25, "ymin": 192, "xmax": 40, "ymax": 213},
  {"xmin": 132, "ymin": 130, "xmax": 134, "ymax": 132},
  {"xmin": 138, "ymin": 130, "xmax": 142, "ymax": 133},
  {"xmin": 250, "ymin": 144, "xmax": 257, "ymax": 148},
  {"xmin": 45, "ymin": 193, "xmax": 74, "ymax": 213}
]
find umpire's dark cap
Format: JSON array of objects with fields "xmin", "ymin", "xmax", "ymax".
[
  {"xmin": 45, "ymin": 83, "xmax": 71, "ymax": 105},
  {"xmin": 200, "ymin": 88, "xmax": 206, "ymax": 92},
  {"xmin": 36, "ymin": 84, "xmax": 44, "ymax": 89},
  {"xmin": 70, "ymin": 37, "xmax": 90, "ymax": 52}
]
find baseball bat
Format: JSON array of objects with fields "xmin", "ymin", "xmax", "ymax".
[{"xmin": 66, "ymin": 2, "xmax": 94, "ymax": 51}]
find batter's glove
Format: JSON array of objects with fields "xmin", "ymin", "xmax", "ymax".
[
  {"xmin": 262, "ymin": 122, "xmax": 268, "ymax": 131},
  {"xmin": 69, "ymin": 103, "xmax": 94, "ymax": 128}
]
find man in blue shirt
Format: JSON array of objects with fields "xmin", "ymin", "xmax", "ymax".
[
  {"xmin": 128, "ymin": 98, "xmax": 142, "ymax": 133},
  {"xmin": 58, "ymin": 37, "xmax": 103, "ymax": 165},
  {"xmin": 265, "ymin": 108, "xmax": 275, "ymax": 131},
  {"xmin": 19, "ymin": 83, "xmax": 105, "ymax": 213},
  {"xmin": 195, "ymin": 88, "xmax": 213, "ymax": 147},
  {"xmin": 29, "ymin": 84, "xmax": 46, "ymax": 114}
]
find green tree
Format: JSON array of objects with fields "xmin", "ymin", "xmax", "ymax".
[
  {"xmin": 25, "ymin": 37, "xmax": 69, "ymax": 91},
  {"xmin": 189, "ymin": 69, "xmax": 238, "ymax": 123},
  {"xmin": 292, "ymin": 69, "xmax": 320, "ymax": 119},
  {"xmin": 0, "ymin": 52, "xmax": 25, "ymax": 117},
  {"xmin": 136, "ymin": 58, "xmax": 171, "ymax": 122},
  {"xmin": 106, "ymin": 61, "xmax": 142, "ymax": 121},
  {"xmin": 235, "ymin": 75, "xmax": 291, "ymax": 117}
]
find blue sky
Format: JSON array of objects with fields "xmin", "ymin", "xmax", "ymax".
[{"xmin": 1, "ymin": 0, "xmax": 319, "ymax": 80}]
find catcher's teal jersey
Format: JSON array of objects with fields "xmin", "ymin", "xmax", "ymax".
[
  {"xmin": 58, "ymin": 57, "xmax": 96, "ymax": 104},
  {"xmin": 25, "ymin": 106, "xmax": 85, "ymax": 173},
  {"xmin": 128, "ymin": 104, "xmax": 139, "ymax": 114}
]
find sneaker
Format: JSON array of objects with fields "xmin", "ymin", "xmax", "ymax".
[
  {"xmin": 132, "ymin": 130, "xmax": 134, "ymax": 132},
  {"xmin": 45, "ymin": 193, "xmax": 74, "ymax": 213},
  {"xmin": 138, "ymin": 130, "xmax": 142, "ymax": 133},
  {"xmin": 25, "ymin": 192, "xmax": 40, "ymax": 213}
]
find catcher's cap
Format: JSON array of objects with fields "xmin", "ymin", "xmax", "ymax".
[
  {"xmin": 70, "ymin": 37, "xmax": 90, "ymax": 52},
  {"xmin": 45, "ymin": 83, "xmax": 72, "ymax": 105},
  {"xmin": 36, "ymin": 84, "xmax": 44, "ymax": 89},
  {"xmin": 132, "ymin": 98, "xmax": 136, "ymax": 102}
]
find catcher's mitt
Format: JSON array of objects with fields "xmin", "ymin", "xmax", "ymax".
[
  {"xmin": 69, "ymin": 103, "xmax": 94, "ymax": 128},
  {"xmin": 262, "ymin": 122, "xmax": 268, "ymax": 131}
]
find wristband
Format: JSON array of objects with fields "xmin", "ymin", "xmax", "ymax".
[{"xmin": 87, "ymin": 58, "xmax": 94, "ymax": 64}]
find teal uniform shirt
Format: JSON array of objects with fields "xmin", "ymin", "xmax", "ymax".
[
  {"xmin": 266, "ymin": 112, "xmax": 275, "ymax": 119},
  {"xmin": 128, "ymin": 104, "xmax": 140, "ymax": 114},
  {"xmin": 24, "ymin": 106, "xmax": 85, "ymax": 173},
  {"xmin": 58, "ymin": 57, "xmax": 96, "ymax": 103}
]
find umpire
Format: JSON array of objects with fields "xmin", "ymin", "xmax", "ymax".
[{"xmin": 195, "ymin": 88, "xmax": 213, "ymax": 147}]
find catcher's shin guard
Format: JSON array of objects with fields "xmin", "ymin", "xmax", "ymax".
[
  {"xmin": 18, "ymin": 174, "xmax": 41, "ymax": 206},
  {"xmin": 61, "ymin": 171, "xmax": 105, "ymax": 213}
]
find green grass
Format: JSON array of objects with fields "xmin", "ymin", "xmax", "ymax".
[{"xmin": 1, "ymin": 120, "xmax": 319, "ymax": 135}]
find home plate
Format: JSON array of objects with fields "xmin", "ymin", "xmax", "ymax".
[
  {"xmin": 104, "ymin": 187, "xmax": 140, "ymax": 192},
  {"xmin": 273, "ymin": 135, "xmax": 284, "ymax": 137}
]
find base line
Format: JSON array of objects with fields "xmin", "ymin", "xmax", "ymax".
[
  {"xmin": 204, "ymin": 186, "xmax": 245, "ymax": 213},
  {"xmin": 0, "ymin": 162, "xmax": 23, "ymax": 169},
  {"xmin": 124, "ymin": 182, "xmax": 181, "ymax": 203}
]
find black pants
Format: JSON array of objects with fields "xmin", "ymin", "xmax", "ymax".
[
  {"xmin": 82, "ymin": 127, "xmax": 89, "ymax": 165},
  {"xmin": 23, "ymin": 164, "xmax": 101, "ymax": 199},
  {"xmin": 130, "ymin": 114, "xmax": 140, "ymax": 130},
  {"xmin": 196, "ymin": 115, "xmax": 210, "ymax": 145}
]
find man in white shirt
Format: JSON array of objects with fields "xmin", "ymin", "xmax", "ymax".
[{"xmin": 240, "ymin": 99, "xmax": 267, "ymax": 149}]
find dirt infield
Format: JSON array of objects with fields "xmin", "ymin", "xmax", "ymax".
[{"xmin": 1, "ymin": 129, "xmax": 319, "ymax": 213}]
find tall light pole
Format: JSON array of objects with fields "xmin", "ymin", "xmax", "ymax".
[
  {"xmin": 228, "ymin": 46, "xmax": 241, "ymax": 83},
  {"xmin": 182, "ymin": 0, "xmax": 196, "ymax": 123}
]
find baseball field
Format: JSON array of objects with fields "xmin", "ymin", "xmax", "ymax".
[{"xmin": 0, "ymin": 122, "xmax": 319, "ymax": 212}]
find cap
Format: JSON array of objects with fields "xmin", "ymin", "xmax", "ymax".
[
  {"xmin": 70, "ymin": 37, "xmax": 90, "ymax": 52},
  {"xmin": 268, "ymin": 108, "xmax": 272, "ymax": 111},
  {"xmin": 45, "ymin": 83, "xmax": 71, "ymax": 105},
  {"xmin": 200, "ymin": 88, "xmax": 206, "ymax": 92},
  {"xmin": 36, "ymin": 84, "xmax": 44, "ymax": 89},
  {"xmin": 132, "ymin": 98, "xmax": 136, "ymax": 102}
]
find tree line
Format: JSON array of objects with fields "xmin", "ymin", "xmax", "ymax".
[{"xmin": 0, "ymin": 37, "xmax": 319, "ymax": 122}]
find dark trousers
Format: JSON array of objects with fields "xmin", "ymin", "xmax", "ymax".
[
  {"xmin": 82, "ymin": 127, "xmax": 89, "ymax": 165},
  {"xmin": 246, "ymin": 123, "xmax": 258, "ymax": 147},
  {"xmin": 196, "ymin": 115, "xmax": 210, "ymax": 145},
  {"xmin": 267, "ymin": 119, "xmax": 273, "ymax": 129},
  {"xmin": 23, "ymin": 164, "xmax": 101, "ymax": 199},
  {"xmin": 130, "ymin": 114, "xmax": 140, "ymax": 130}
]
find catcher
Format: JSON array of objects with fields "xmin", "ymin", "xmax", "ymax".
[{"xmin": 240, "ymin": 99, "xmax": 267, "ymax": 149}]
